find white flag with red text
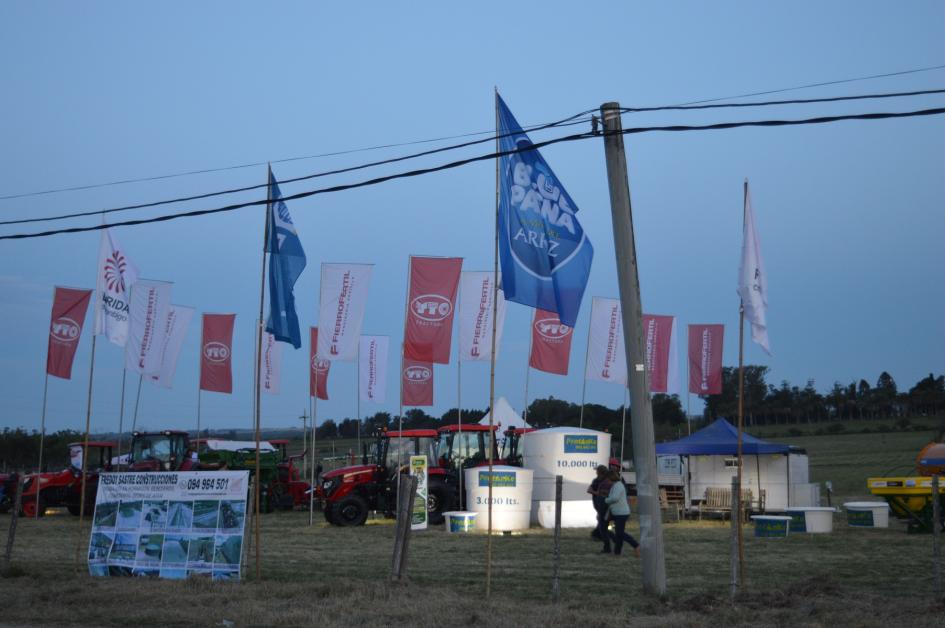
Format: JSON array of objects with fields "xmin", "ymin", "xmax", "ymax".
[
  {"xmin": 260, "ymin": 332, "xmax": 283, "ymax": 395},
  {"xmin": 458, "ymin": 271, "xmax": 506, "ymax": 362},
  {"xmin": 359, "ymin": 335, "xmax": 389, "ymax": 404},
  {"xmin": 317, "ymin": 263, "xmax": 373, "ymax": 362},
  {"xmin": 150, "ymin": 304, "xmax": 194, "ymax": 389},
  {"xmin": 94, "ymin": 228, "xmax": 139, "ymax": 346},
  {"xmin": 124, "ymin": 279, "xmax": 172, "ymax": 375},
  {"xmin": 737, "ymin": 182, "xmax": 771, "ymax": 354},
  {"xmin": 585, "ymin": 297, "xmax": 626, "ymax": 385}
]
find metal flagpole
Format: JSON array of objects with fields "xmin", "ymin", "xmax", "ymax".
[
  {"xmin": 309, "ymin": 372, "xmax": 319, "ymax": 526},
  {"xmin": 252, "ymin": 165, "xmax": 273, "ymax": 579},
  {"xmin": 300, "ymin": 410, "xmax": 308, "ymax": 480},
  {"xmin": 130, "ymin": 374, "xmax": 143, "ymax": 433},
  {"xmin": 579, "ymin": 319, "xmax": 591, "ymax": 428},
  {"xmin": 116, "ymin": 368, "xmax": 127, "ymax": 461},
  {"xmin": 357, "ymin": 340, "xmax": 362, "ymax": 456},
  {"xmin": 685, "ymin": 335, "xmax": 691, "ymax": 436},
  {"xmin": 523, "ymin": 326, "xmax": 532, "ymax": 426},
  {"xmin": 397, "ymin": 256, "xmax": 412, "ymax": 510},
  {"xmin": 735, "ymin": 180, "xmax": 748, "ymax": 588},
  {"xmin": 35, "ymin": 373, "xmax": 49, "ymax": 518},
  {"xmin": 74, "ymin": 334, "xmax": 97, "ymax": 567},
  {"xmin": 196, "ymin": 390, "xmax": 202, "ymax": 442},
  {"xmin": 456, "ymin": 278, "xmax": 463, "ymax": 503},
  {"xmin": 485, "ymin": 87, "xmax": 500, "ymax": 598}
]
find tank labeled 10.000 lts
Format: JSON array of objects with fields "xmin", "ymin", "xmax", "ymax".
[
  {"xmin": 520, "ymin": 427, "xmax": 611, "ymax": 526},
  {"xmin": 464, "ymin": 466, "xmax": 533, "ymax": 532}
]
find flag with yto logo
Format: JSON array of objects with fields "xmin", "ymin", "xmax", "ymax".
[
  {"xmin": 200, "ymin": 313, "xmax": 235, "ymax": 393},
  {"xmin": 403, "ymin": 256, "xmax": 462, "ymax": 364},
  {"xmin": 529, "ymin": 308, "xmax": 573, "ymax": 375},
  {"xmin": 688, "ymin": 324, "xmax": 724, "ymax": 395},
  {"xmin": 309, "ymin": 327, "xmax": 330, "ymax": 401},
  {"xmin": 149, "ymin": 304, "xmax": 194, "ymax": 389},
  {"xmin": 265, "ymin": 168, "xmax": 306, "ymax": 349},
  {"xmin": 737, "ymin": 181, "xmax": 771, "ymax": 354},
  {"xmin": 124, "ymin": 279, "xmax": 172, "ymax": 375},
  {"xmin": 401, "ymin": 359, "xmax": 434, "ymax": 407},
  {"xmin": 585, "ymin": 297, "xmax": 626, "ymax": 386},
  {"xmin": 94, "ymin": 228, "xmax": 139, "ymax": 346},
  {"xmin": 496, "ymin": 94, "xmax": 593, "ymax": 328},
  {"xmin": 47, "ymin": 286, "xmax": 93, "ymax": 380},
  {"xmin": 458, "ymin": 271, "xmax": 506, "ymax": 362},
  {"xmin": 317, "ymin": 263, "xmax": 373, "ymax": 362},
  {"xmin": 260, "ymin": 332, "xmax": 282, "ymax": 395},
  {"xmin": 643, "ymin": 314, "xmax": 677, "ymax": 394},
  {"xmin": 359, "ymin": 335, "xmax": 389, "ymax": 403}
]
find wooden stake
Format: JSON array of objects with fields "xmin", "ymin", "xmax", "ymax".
[
  {"xmin": 75, "ymin": 334, "xmax": 98, "ymax": 568},
  {"xmin": 933, "ymin": 474, "xmax": 942, "ymax": 598},
  {"xmin": 35, "ymin": 373, "xmax": 48, "ymax": 519},
  {"xmin": 3, "ymin": 476, "xmax": 23, "ymax": 566},
  {"xmin": 730, "ymin": 475, "xmax": 740, "ymax": 599},
  {"xmin": 552, "ymin": 474, "xmax": 562, "ymax": 603}
]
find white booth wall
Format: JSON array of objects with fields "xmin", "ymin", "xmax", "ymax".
[{"xmin": 685, "ymin": 452, "xmax": 817, "ymax": 511}]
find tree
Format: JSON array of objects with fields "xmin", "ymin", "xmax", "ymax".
[{"xmin": 652, "ymin": 394, "xmax": 685, "ymax": 426}]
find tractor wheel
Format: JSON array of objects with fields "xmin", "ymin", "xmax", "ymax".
[
  {"xmin": 270, "ymin": 482, "xmax": 293, "ymax": 511},
  {"xmin": 324, "ymin": 504, "xmax": 336, "ymax": 525},
  {"xmin": 427, "ymin": 484, "xmax": 449, "ymax": 526},
  {"xmin": 333, "ymin": 494, "xmax": 368, "ymax": 526},
  {"xmin": 21, "ymin": 494, "xmax": 45, "ymax": 518}
]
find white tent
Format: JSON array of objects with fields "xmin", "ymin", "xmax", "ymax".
[{"xmin": 479, "ymin": 396, "xmax": 528, "ymax": 429}]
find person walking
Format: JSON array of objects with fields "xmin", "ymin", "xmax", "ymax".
[
  {"xmin": 604, "ymin": 469, "xmax": 640, "ymax": 557},
  {"xmin": 588, "ymin": 465, "xmax": 611, "ymax": 543}
]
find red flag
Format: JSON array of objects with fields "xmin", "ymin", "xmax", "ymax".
[
  {"xmin": 401, "ymin": 358, "xmax": 433, "ymax": 406},
  {"xmin": 309, "ymin": 327, "xmax": 330, "ymax": 401},
  {"xmin": 688, "ymin": 324, "xmax": 724, "ymax": 395},
  {"xmin": 403, "ymin": 256, "xmax": 462, "ymax": 364},
  {"xmin": 643, "ymin": 314, "xmax": 674, "ymax": 393},
  {"xmin": 529, "ymin": 309, "xmax": 573, "ymax": 375},
  {"xmin": 199, "ymin": 313, "xmax": 235, "ymax": 393},
  {"xmin": 46, "ymin": 286, "xmax": 93, "ymax": 379}
]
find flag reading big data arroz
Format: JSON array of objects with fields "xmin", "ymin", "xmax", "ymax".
[{"xmin": 497, "ymin": 95, "xmax": 593, "ymax": 328}]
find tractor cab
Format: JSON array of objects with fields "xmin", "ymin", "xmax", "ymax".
[
  {"xmin": 267, "ymin": 438, "xmax": 311, "ymax": 509},
  {"xmin": 436, "ymin": 424, "xmax": 502, "ymax": 472},
  {"xmin": 20, "ymin": 441, "xmax": 116, "ymax": 518},
  {"xmin": 501, "ymin": 427, "xmax": 536, "ymax": 467},
  {"xmin": 129, "ymin": 430, "xmax": 190, "ymax": 471}
]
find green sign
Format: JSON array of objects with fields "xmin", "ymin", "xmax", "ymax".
[
  {"xmin": 478, "ymin": 471, "xmax": 516, "ymax": 487},
  {"xmin": 564, "ymin": 435, "xmax": 598, "ymax": 453},
  {"xmin": 847, "ymin": 509, "xmax": 874, "ymax": 527},
  {"xmin": 409, "ymin": 455, "xmax": 428, "ymax": 530}
]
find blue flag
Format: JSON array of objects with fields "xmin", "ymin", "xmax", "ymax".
[
  {"xmin": 265, "ymin": 169, "xmax": 306, "ymax": 349},
  {"xmin": 496, "ymin": 94, "xmax": 593, "ymax": 327}
]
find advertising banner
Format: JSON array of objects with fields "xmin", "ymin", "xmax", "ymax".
[
  {"xmin": 46, "ymin": 286, "xmax": 93, "ymax": 380},
  {"xmin": 150, "ymin": 305, "xmax": 194, "ymax": 389},
  {"xmin": 87, "ymin": 470, "xmax": 250, "ymax": 580},
  {"xmin": 200, "ymin": 313, "xmax": 236, "ymax": 394},
  {"xmin": 688, "ymin": 324, "xmax": 724, "ymax": 395},
  {"xmin": 94, "ymin": 228, "xmax": 139, "ymax": 347},
  {"xmin": 409, "ymin": 455, "xmax": 428, "ymax": 531},
  {"xmin": 403, "ymin": 256, "xmax": 462, "ymax": 364},
  {"xmin": 401, "ymin": 359, "xmax": 433, "ymax": 407},
  {"xmin": 359, "ymin": 335, "xmax": 389, "ymax": 404},
  {"xmin": 260, "ymin": 332, "xmax": 282, "ymax": 395},
  {"xmin": 124, "ymin": 279, "xmax": 173, "ymax": 375},
  {"xmin": 584, "ymin": 297, "xmax": 626, "ymax": 386},
  {"xmin": 642, "ymin": 314, "xmax": 674, "ymax": 393},
  {"xmin": 317, "ymin": 263, "xmax": 373, "ymax": 361},
  {"xmin": 309, "ymin": 327, "xmax": 330, "ymax": 401},
  {"xmin": 457, "ymin": 271, "xmax": 506, "ymax": 362},
  {"xmin": 528, "ymin": 308, "xmax": 572, "ymax": 375}
]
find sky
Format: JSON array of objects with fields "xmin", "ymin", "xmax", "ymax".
[{"xmin": 0, "ymin": 2, "xmax": 943, "ymax": 435}]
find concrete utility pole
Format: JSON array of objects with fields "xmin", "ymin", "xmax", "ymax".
[{"xmin": 600, "ymin": 102, "xmax": 667, "ymax": 595}]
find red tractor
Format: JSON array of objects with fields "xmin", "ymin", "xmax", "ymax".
[
  {"xmin": 128, "ymin": 430, "xmax": 190, "ymax": 471},
  {"xmin": 267, "ymin": 438, "xmax": 311, "ymax": 509},
  {"xmin": 500, "ymin": 427, "xmax": 536, "ymax": 467},
  {"xmin": 19, "ymin": 441, "xmax": 115, "ymax": 517}
]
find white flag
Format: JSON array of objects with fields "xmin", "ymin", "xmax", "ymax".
[
  {"xmin": 458, "ymin": 271, "xmax": 506, "ymax": 361},
  {"xmin": 317, "ymin": 263, "xmax": 373, "ymax": 362},
  {"xmin": 260, "ymin": 332, "xmax": 283, "ymax": 395},
  {"xmin": 94, "ymin": 228, "xmax": 139, "ymax": 346},
  {"xmin": 359, "ymin": 335, "xmax": 389, "ymax": 404},
  {"xmin": 737, "ymin": 182, "xmax": 771, "ymax": 354},
  {"xmin": 150, "ymin": 305, "xmax": 194, "ymax": 389},
  {"xmin": 124, "ymin": 279, "xmax": 172, "ymax": 375},
  {"xmin": 667, "ymin": 317, "xmax": 680, "ymax": 395},
  {"xmin": 585, "ymin": 297, "xmax": 627, "ymax": 385}
]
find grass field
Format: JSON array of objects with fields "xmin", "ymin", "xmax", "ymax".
[{"xmin": 2, "ymin": 429, "xmax": 943, "ymax": 627}]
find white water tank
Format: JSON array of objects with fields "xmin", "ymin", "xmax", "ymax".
[
  {"xmin": 464, "ymin": 466, "xmax": 533, "ymax": 532},
  {"xmin": 520, "ymin": 427, "xmax": 611, "ymax": 527}
]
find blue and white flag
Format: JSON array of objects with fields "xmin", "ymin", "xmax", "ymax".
[
  {"xmin": 496, "ymin": 94, "xmax": 593, "ymax": 327},
  {"xmin": 265, "ymin": 168, "xmax": 306, "ymax": 349}
]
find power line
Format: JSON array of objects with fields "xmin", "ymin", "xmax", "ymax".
[
  {"xmin": 2, "ymin": 105, "xmax": 943, "ymax": 242},
  {"xmin": 3, "ymin": 62, "xmax": 944, "ymax": 201},
  {"xmin": 4, "ymin": 86, "xmax": 945, "ymax": 227}
]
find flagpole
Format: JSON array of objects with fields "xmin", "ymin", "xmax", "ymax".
[
  {"xmin": 35, "ymin": 373, "xmax": 49, "ymax": 518},
  {"xmin": 252, "ymin": 165, "xmax": 273, "ymax": 580},
  {"xmin": 685, "ymin": 335, "xmax": 691, "ymax": 436},
  {"xmin": 579, "ymin": 318, "xmax": 591, "ymax": 428},
  {"xmin": 356, "ymin": 340, "xmax": 362, "ymax": 456},
  {"xmin": 397, "ymin": 256, "xmax": 412, "ymax": 510},
  {"xmin": 485, "ymin": 87, "xmax": 501, "ymax": 598},
  {"xmin": 620, "ymin": 386, "xmax": 628, "ymax": 464},
  {"xmin": 456, "ymin": 278, "xmax": 463, "ymax": 504},
  {"xmin": 309, "ymin": 370, "xmax": 318, "ymax": 526},
  {"xmin": 116, "ymin": 368, "xmax": 127, "ymax": 462},
  {"xmin": 74, "ymin": 334, "xmax": 97, "ymax": 568},
  {"xmin": 522, "ymin": 323, "xmax": 532, "ymax": 426},
  {"xmin": 196, "ymin": 390, "xmax": 202, "ymax": 442},
  {"xmin": 736, "ymin": 179, "xmax": 748, "ymax": 589},
  {"xmin": 196, "ymin": 317, "xmax": 205, "ymax": 442},
  {"xmin": 130, "ymin": 374, "xmax": 143, "ymax": 433}
]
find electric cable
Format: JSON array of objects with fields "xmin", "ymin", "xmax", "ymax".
[{"xmin": 2, "ymin": 105, "xmax": 943, "ymax": 242}]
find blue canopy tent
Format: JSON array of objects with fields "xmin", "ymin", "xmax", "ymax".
[{"xmin": 656, "ymin": 419, "xmax": 812, "ymax": 512}]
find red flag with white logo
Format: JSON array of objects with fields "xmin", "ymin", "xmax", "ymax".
[
  {"xmin": 403, "ymin": 256, "xmax": 462, "ymax": 364},
  {"xmin": 643, "ymin": 314, "xmax": 674, "ymax": 393},
  {"xmin": 529, "ymin": 309, "xmax": 573, "ymax": 375},
  {"xmin": 688, "ymin": 324, "xmax": 724, "ymax": 395},
  {"xmin": 309, "ymin": 327, "xmax": 330, "ymax": 400},
  {"xmin": 401, "ymin": 358, "xmax": 433, "ymax": 406},
  {"xmin": 47, "ymin": 286, "xmax": 93, "ymax": 379},
  {"xmin": 200, "ymin": 313, "xmax": 235, "ymax": 393}
]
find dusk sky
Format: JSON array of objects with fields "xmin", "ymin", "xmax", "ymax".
[{"xmin": 1, "ymin": 2, "xmax": 943, "ymax": 435}]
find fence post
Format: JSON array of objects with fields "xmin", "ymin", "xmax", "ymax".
[
  {"xmin": 730, "ymin": 475, "xmax": 741, "ymax": 599},
  {"xmin": 552, "ymin": 474, "xmax": 562, "ymax": 603},
  {"xmin": 933, "ymin": 474, "xmax": 942, "ymax": 598},
  {"xmin": 391, "ymin": 474, "xmax": 418, "ymax": 581},
  {"xmin": 3, "ymin": 476, "xmax": 24, "ymax": 566}
]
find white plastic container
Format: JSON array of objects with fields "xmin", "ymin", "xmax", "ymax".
[
  {"xmin": 535, "ymin": 500, "xmax": 599, "ymax": 528},
  {"xmin": 785, "ymin": 506, "xmax": 837, "ymax": 533},
  {"xmin": 464, "ymin": 466, "xmax": 533, "ymax": 532},
  {"xmin": 520, "ymin": 427, "xmax": 610, "ymax": 526},
  {"xmin": 843, "ymin": 501, "xmax": 890, "ymax": 528},
  {"xmin": 443, "ymin": 511, "xmax": 477, "ymax": 534}
]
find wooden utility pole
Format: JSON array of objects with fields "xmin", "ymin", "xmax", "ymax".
[{"xmin": 600, "ymin": 101, "xmax": 667, "ymax": 596}]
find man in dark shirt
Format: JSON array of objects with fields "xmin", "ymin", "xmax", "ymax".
[{"xmin": 587, "ymin": 465, "xmax": 611, "ymax": 541}]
